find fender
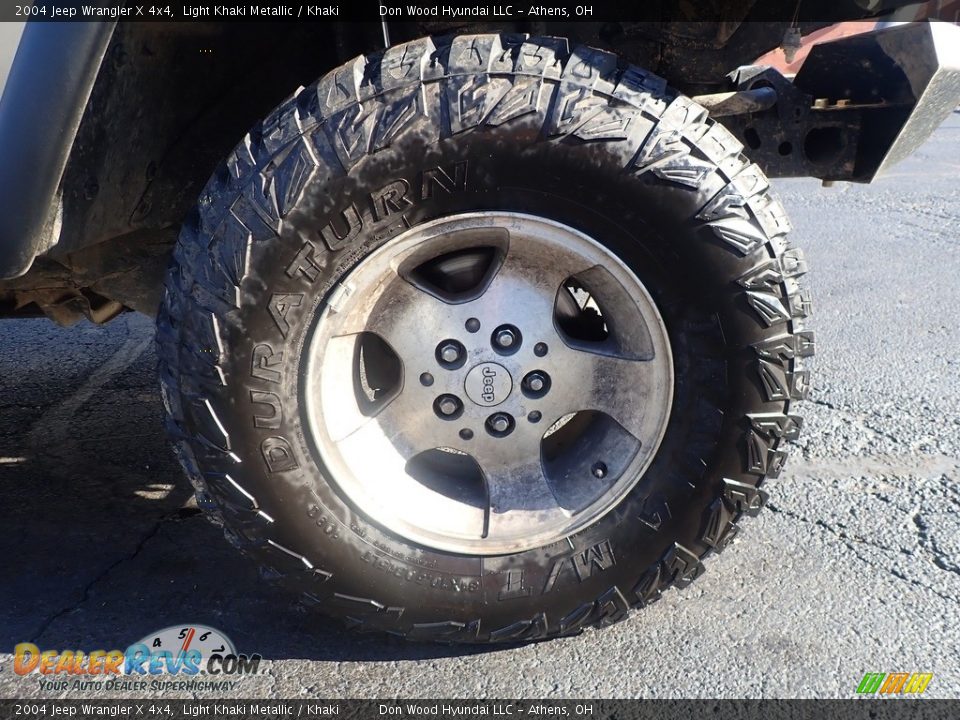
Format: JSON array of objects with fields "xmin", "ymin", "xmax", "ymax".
[{"xmin": 0, "ymin": 21, "xmax": 115, "ymax": 279}]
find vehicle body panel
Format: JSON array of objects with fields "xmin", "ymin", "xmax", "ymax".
[{"xmin": 0, "ymin": 22, "xmax": 115, "ymax": 279}]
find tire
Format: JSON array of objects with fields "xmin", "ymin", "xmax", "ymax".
[{"xmin": 156, "ymin": 33, "xmax": 812, "ymax": 643}]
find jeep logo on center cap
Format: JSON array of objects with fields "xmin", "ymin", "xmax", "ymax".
[{"xmin": 464, "ymin": 362, "xmax": 513, "ymax": 407}]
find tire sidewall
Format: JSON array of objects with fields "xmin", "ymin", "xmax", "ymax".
[{"xmin": 207, "ymin": 122, "xmax": 772, "ymax": 630}]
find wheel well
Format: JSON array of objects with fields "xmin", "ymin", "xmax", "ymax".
[
  {"xmin": 55, "ymin": 22, "xmax": 385, "ymax": 260},
  {"xmin": 55, "ymin": 20, "xmax": 811, "ymax": 261},
  {"xmin": 11, "ymin": 19, "xmax": 821, "ymax": 323}
]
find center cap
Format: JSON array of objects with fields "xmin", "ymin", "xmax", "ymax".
[{"xmin": 464, "ymin": 362, "xmax": 513, "ymax": 407}]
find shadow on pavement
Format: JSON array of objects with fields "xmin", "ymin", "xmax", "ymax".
[{"xmin": 0, "ymin": 316, "xmax": 497, "ymax": 663}]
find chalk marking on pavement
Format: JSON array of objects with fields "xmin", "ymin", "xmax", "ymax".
[
  {"xmin": 27, "ymin": 318, "xmax": 153, "ymax": 459},
  {"xmin": 784, "ymin": 453, "xmax": 958, "ymax": 481}
]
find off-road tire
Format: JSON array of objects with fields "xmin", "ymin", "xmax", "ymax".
[{"xmin": 156, "ymin": 33, "xmax": 812, "ymax": 643}]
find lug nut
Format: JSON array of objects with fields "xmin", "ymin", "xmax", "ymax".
[
  {"xmin": 439, "ymin": 343, "xmax": 461, "ymax": 363},
  {"xmin": 495, "ymin": 329, "xmax": 515, "ymax": 348},
  {"xmin": 435, "ymin": 339, "xmax": 466, "ymax": 368},
  {"xmin": 486, "ymin": 412, "xmax": 514, "ymax": 436},
  {"xmin": 434, "ymin": 394, "xmax": 463, "ymax": 420},
  {"xmin": 491, "ymin": 324, "xmax": 522, "ymax": 354},
  {"xmin": 522, "ymin": 370, "xmax": 551, "ymax": 397}
]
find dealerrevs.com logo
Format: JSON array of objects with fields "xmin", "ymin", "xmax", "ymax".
[
  {"xmin": 856, "ymin": 672, "xmax": 934, "ymax": 696},
  {"xmin": 14, "ymin": 625, "xmax": 262, "ymax": 692}
]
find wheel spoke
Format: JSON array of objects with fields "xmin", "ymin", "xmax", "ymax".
[
  {"xmin": 330, "ymin": 386, "xmax": 427, "ymax": 454},
  {"xmin": 499, "ymin": 237, "xmax": 591, "ymax": 297},
  {"xmin": 334, "ymin": 396, "xmax": 490, "ymax": 541},
  {"xmin": 561, "ymin": 349, "xmax": 670, "ymax": 443},
  {"xmin": 468, "ymin": 236, "xmax": 596, "ymax": 325},
  {"xmin": 328, "ymin": 271, "xmax": 455, "ymax": 356},
  {"xmin": 482, "ymin": 457, "xmax": 571, "ymax": 541}
]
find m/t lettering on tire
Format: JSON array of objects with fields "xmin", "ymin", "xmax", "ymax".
[
  {"xmin": 543, "ymin": 540, "xmax": 616, "ymax": 593},
  {"xmin": 498, "ymin": 569, "xmax": 532, "ymax": 600}
]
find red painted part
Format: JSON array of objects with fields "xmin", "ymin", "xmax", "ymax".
[
  {"xmin": 755, "ymin": 22, "xmax": 879, "ymax": 75},
  {"xmin": 757, "ymin": 4, "xmax": 960, "ymax": 76}
]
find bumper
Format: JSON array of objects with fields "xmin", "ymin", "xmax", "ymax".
[
  {"xmin": 793, "ymin": 20, "xmax": 960, "ymax": 181},
  {"xmin": 719, "ymin": 21, "xmax": 960, "ymax": 182}
]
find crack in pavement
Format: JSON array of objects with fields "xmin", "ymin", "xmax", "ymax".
[
  {"xmin": 766, "ymin": 502, "xmax": 960, "ymax": 604},
  {"xmin": 30, "ymin": 510, "xmax": 195, "ymax": 641},
  {"xmin": 912, "ymin": 512, "xmax": 960, "ymax": 577},
  {"xmin": 264, "ymin": 662, "xmax": 281, "ymax": 696},
  {"xmin": 766, "ymin": 502, "xmax": 909, "ymax": 557},
  {"xmin": 800, "ymin": 397, "xmax": 913, "ymax": 447}
]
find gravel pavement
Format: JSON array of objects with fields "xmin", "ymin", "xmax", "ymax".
[{"xmin": 1, "ymin": 116, "xmax": 958, "ymax": 700}]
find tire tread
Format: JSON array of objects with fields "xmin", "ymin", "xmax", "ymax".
[{"xmin": 156, "ymin": 32, "xmax": 813, "ymax": 643}]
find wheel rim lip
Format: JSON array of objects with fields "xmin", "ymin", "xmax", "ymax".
[{"xmin": 302, "ymin": 212, "xmax": 674, "ymax": 555}]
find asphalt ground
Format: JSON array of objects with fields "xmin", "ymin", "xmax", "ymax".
[{"xmin": 1, "ymin": 115, "xmax": 958, "ymax": 700}]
